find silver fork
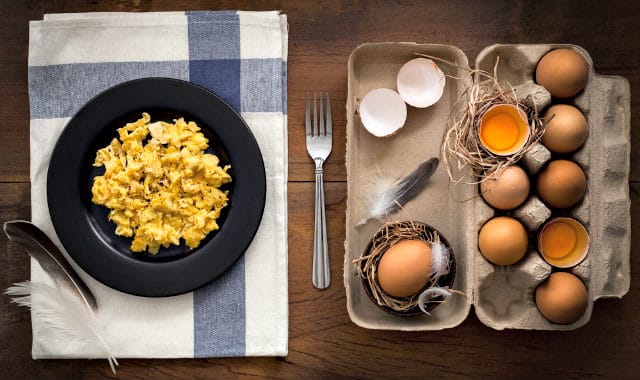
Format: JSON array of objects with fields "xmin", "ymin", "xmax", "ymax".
[{"xmin": 306, "ymin": 93, "xmax": 332, "ymax": 289}]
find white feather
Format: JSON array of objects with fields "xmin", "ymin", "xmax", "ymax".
[
  {"xmin": 418, "ymin": 286, "xmax": 454, "ymax": 315},
  {"xmin": 430, "ymin": 241, "xmax": 451, "ymax": 280},
  {"xmin": 357, "ymin": 158, "xmax": 439, "ymax": 227},
  {"xmin": 366, "ymin": 176, "xmax": 397, "ymax": 222},
  {"xmin": 5, "ymin": 281, "xmax": 118, "ymax": 373}
]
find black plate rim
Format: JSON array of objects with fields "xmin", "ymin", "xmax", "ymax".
[{"xmin": 46, "ymin": 77, "xmax": 266, "ymax": 297}]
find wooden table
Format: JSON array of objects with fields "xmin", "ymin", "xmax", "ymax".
[{"xmin": 1, "ymin": 1, "xmax": 639, "ymax": 378}]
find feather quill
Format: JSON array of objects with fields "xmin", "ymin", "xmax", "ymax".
[
  {"xmin": 358, "ymin": 157, "xmax": 439, "ymax": 226},
  {"xmin": 3, "ymin": 220, "xmax": 97, "ymax": 312},
  {"xmin": 5, "ymin": 281, "xmax": 118, "ymax": 373}
]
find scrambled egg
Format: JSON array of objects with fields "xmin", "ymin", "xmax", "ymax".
[{"xmin": 91, "ymin": 113, "xmax": 231, "ymax": 254}]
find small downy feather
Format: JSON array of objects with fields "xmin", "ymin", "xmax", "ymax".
[
  {"xmin": 430, "ymin": 241, "xmax": 451, "ymax": 280},
  {"xmin": 358, "ymin": 157, "xmax": 439, "ymax": 227},
  {"xmin": 417, "ymin": 287, "xmax": 454, "ymax": 315},
  {"xmin": 5, "ymin": 281, "xmax": 118, "ymax": 374}
]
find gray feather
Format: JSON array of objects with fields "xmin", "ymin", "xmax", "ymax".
[
  {"xmin": 359, "ymin": 157, "xmax": 439, "ymax": 226},
  {"xmin": 389, "ymin": 157, "xmax": 439, "ymax": 215},
  {"xmin": 4, "ymin": 220, "xmax": 98, "ymax": 312}
]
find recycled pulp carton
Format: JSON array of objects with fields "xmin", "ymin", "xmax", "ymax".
[{"xmin": 343, "ymin": 43, "xmax": 630, "ymax": 330}]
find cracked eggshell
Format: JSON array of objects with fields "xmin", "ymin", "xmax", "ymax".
[
  {"xmin": 478, "ymin": 104, "xmax": 530, "ymax": 156},
  {"xmin": 359, "ymin": 88, "xmax": 407, "ymax": 137},
  {"xmin": 396, "ymin": 58, "xmax": 445, "ymax": 108},
  {"xmin": 538, "ymin": 217, "xmax": 590, "ymax": 269}
]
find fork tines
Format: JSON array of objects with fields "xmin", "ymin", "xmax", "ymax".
[{"xmin": 306, "ymin": 93, "xmax": 332, "ymax": 138}]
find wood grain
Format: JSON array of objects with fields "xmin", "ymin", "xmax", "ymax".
[
  {"xmin": 1, "ymin": 0, "xmax": 639, "ymax": 378},
  {"xmin": 2, "ymin": 181, "xmax": 640, "ymax": 379}
]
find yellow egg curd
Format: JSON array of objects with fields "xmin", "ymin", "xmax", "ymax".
[{"xmin": 91, "ymin": 113, "xmax": 232, "ymax": 254}]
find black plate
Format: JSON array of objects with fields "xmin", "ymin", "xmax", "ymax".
[{"xmin": 47, "ymin": 78, "xmax": 266, "ymax": 297}]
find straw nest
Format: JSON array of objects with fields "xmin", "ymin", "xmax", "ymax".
[
  {"xmin": 426, "ymin": 53, "xmax": 548, "ymax": 185},
  {"xmin": 353, "ymin": 221, "xmax": 456, "ymax": 315}
]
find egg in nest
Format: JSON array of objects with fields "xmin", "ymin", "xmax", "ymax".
[{"xmin": 377, "ymin": 240, "xmax": 432, "ymax": 297}]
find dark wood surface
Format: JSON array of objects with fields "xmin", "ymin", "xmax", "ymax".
[{"xmin": 1, "ymin": 1, "xmax": 639, "ymax": 379}]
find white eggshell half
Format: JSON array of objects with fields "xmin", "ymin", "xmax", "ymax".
[
  {"xmin": 397, "ymin": 58, "xmax": 445, "ymax": 108},
  {"xmin": 359, "ymin": 88, "xmax": 407, "ymax": 137}
]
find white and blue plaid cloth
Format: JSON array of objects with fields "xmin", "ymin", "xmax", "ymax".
[{"xmin": 28, "ymin": 11, "xmax": 288, "ymax": 358}]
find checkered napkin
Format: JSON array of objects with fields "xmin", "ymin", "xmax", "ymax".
[{"xmin": 27, "ymin": 11, "xmax": 288, "ymax": 358}]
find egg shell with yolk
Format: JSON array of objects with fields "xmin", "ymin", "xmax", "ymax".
[{"xmin": 478, "ymin": 104, "xmax": 530, "ymax": 156}]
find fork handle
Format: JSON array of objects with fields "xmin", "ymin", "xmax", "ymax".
[{"xmin": 312, "ymin": 159, "xmax": 330, "ymax": 289}]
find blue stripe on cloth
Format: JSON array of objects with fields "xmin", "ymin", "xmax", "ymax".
[
  {"xmin": 188, "ymin": 12, "xmax": 247, "ymax": 357},
  {"xmin": 186, "ymin": 10, "xmax": 238, "ymax": 22},
  {"xmin": 186, "ymin": 11, "xmax": 240, "ymax": 60},
  {"xmin": 240, "ymin": 58, "xmax": 284, "ymax": 113},
  {"xmin": 28, "ymin": 62, "xmax": 189, "ymax": 119},
  {"xmin": 193, "ymin": 255, "xmax": 246, "ymax": 357},
  {"xmin": 189, "ymin": 59, "xmax": 241, "ymax": 112},
  {"xmin": 282, "ymin": 61, "xmax": 288, "ymax": 115}
]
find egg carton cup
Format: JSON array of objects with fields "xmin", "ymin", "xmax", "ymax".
[{"xmin": 344, "ymin": 43, "xmax": 630, "ymax": 331}]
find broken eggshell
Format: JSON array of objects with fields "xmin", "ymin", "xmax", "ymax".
[
  {"xmin": 396, "ymin": 58, "xmax": 446, "ymax": 108},
  {"xmin": 358, "ymin": 88, "xmax": 407, "ymax": 137},
  {"xmin": 538, "ymin": 217, "xmax": 589, "ymax": 268},
  {"xmin": 478, "ymin": 104, "xmax": 531, "ymax": 156}
]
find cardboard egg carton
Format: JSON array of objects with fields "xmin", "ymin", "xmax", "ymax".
[{"xmin": 343, "ymin": 43, "xmax": 630, "ymax": 330}]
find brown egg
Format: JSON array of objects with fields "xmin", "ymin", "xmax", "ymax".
[
  {"xmin": 542, "ymin": 104, "xmax": 589, "ymax": 153},
  {"xmin": 535, "ymin": 272, "xmax": 588, "ymax": 324},
  {"xmin": 377, "ymin": 240, "xmax": 432, "ymax": 297},
  {"xmin": 535, "ymin": 48, "xmax": 589, "ymax": 98},
  {"xmin": 536, "ymin": 160, "xmax": 586, "ymax": 209},
  {"xmin": 478, "ymin": 216, "xmax": 528, "ymax": 266},
  {"xmin": 481, "ymin": 166, "xmax": 530, "ymax": 210}
]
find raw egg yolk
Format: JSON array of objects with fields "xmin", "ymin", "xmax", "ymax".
[
  {"xmin": 479, "ymin": 105, "xmax": 529, "ymax": 154},
  {"xmin": 481, "ymin": 113, "xmax": 519, "ymax": 150},
  {"xmin": 540, "ymin": 221, "xmax": 577, "ymax": 259}
]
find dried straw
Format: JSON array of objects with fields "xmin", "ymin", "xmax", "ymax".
[
  {"xmin": 417, "ymin": 52, "xmax": 547, "ymax": 185},
  {"xmin": 353, "ymin": 221, "xmax": 453, "ymax": 313}
]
